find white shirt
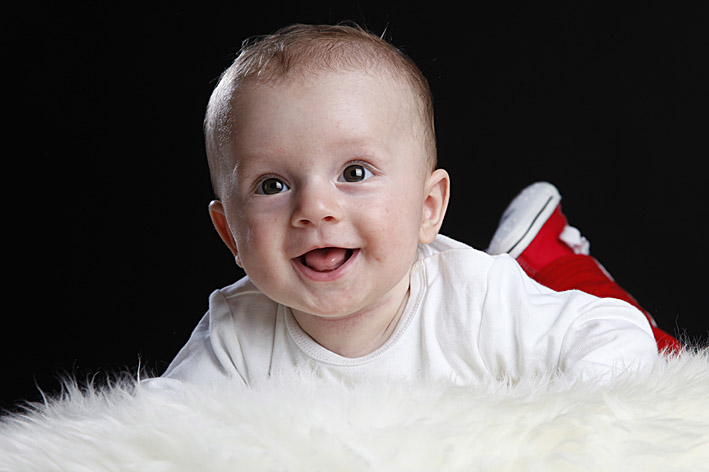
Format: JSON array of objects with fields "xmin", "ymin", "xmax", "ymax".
[{"xmin": 162, "ymin": 235, "xmax": 657, "ymax": 386}]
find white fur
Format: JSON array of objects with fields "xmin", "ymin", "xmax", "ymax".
[{"xmin": 2, "ymin": 350, "xmax": 709, "ymax": 471}]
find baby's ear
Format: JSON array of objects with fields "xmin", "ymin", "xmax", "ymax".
[
  {"xmin": 208, "ymin": 200, "xmax": 241, "ymax": 263},
  {"xmin": 419, "ymin": 168, "xmax": 450, "ymax": 244}
]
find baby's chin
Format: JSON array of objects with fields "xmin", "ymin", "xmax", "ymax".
[
  {"xmin": 289, "ymin": 302, "xmax": 369, "ymax": 322},
  {"xmin": 288, "ymin": 281, "xmax": 410, "ymax": 324}
]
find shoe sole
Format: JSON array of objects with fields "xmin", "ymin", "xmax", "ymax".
[{"xmin": 487, "ymin": 182, "xmax": 561, "ymax": 258}]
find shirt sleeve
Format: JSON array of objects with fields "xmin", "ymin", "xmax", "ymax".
[
  {"xmin": 160, "ymin": 310, "xmax": 246, "ymax": 386},
  {"xmin": 478, "ymin": 255, "xmax": 658, "ymax": 383},
  {"xmin": 159, "ymin": 284, "xmax": 281, "ymax": 387}
]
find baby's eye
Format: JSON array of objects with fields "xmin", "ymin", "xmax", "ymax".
[
  {"xmin": 339, "ymin": 164, "xmax": 373, "ymax": 183},
  {"xmin": 257, "ymin": 177, "xmax": 290, "ymax": 195}
]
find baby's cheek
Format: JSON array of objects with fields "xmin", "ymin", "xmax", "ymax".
[{"xmin": 238, "ymin": 213, "xmax": 276, "ymax": 245}]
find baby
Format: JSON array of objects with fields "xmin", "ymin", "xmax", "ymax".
[{"xmin": 161, "ymin": 23, "xmax": 671, "ymax": 387}]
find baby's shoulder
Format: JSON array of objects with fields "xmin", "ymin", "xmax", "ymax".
[
  {"xmin": 418, "ymin": 234, "xmax": 518, "ymax": 283},
  {"xmin": 208, "ymin": 277, "xmax": 280, "ymax": 329},
  {"xmin": 216, "ymin": 276, "xmax": 262, "ymax": 299}
]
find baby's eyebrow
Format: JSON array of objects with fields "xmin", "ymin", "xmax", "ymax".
[
  {"xmin": 234, "ymin": 144, "xmax": 294, "ymax": 165},
  {"xmin": 229, "ymin": 151, "xmax": 290, "ymax": 182}
]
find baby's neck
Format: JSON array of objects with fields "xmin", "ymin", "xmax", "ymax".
[{"xmin": 291, "ymin": 284, "xmax": 410, "ymax": 358}]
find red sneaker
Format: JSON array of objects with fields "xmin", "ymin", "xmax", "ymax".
[
  {"xmin": 486, "ymin": 182, "xmax": 589, "ymax": 277},
  {"xmin": 486, "ymin": 182, "xmax": 681, "ymax": 354}
]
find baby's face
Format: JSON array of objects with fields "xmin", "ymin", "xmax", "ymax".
[{"xmin": 213, "ymin": 69, "xmax": 444, "ymax": 321}]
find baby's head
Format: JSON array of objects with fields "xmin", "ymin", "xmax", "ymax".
[
  {"xmin": 204, "ymin": 23, "xmax": 438, "ymax": 194},
  {"xmin": 204, "ymin": 23, "xmax": 449, "ymax": 352}
]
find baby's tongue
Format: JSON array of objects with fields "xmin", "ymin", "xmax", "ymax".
[{"xmin": 303, "ymin": 247, "xmax": 349, "ymax": 272}]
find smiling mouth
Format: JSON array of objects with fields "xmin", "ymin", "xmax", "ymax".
[{"xmin": 298, "ymin": 247, "xmax": 355, "ymax": 273}]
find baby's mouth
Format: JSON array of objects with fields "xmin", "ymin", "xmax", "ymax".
[{"xmin": 299, "ymin": 247, "xmax": 355, "ymax": 272}]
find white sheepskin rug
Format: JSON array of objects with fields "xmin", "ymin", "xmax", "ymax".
[{"xmin": 2, "ymin": 351, "xmax": 709, "ymax": 472}]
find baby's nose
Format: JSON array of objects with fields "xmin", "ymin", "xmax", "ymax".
[{"xmin": 290, "ymin": 183, "xmax": 342, "ymax": 227}]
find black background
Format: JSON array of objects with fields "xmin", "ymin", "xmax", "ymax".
[{"xmin": 6, "ymin": 2, "xmax": 706, "ymax": 410}]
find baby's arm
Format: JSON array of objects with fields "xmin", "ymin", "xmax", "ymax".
[
  {"xmin": 160, "ymin": 310, "xmax": 246, "ymax": 385},
  {"xmin": 478, "ymin": 255, "xmax": 658, "ymax": 383},
  {"xmin": 555, "ymin": 296, "xmax": 659, "ymax": 382}
]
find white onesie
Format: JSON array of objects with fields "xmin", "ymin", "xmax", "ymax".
[{"xmin": 162, "ymin": 235, "xmax": 657, "ymax": 386}]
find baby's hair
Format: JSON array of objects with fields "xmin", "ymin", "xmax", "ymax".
[{"xmin": 204, "ymin": 23, "xmax": 437, "ymax": 198}]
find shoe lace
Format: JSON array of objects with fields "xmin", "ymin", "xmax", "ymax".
[{"xmin": 559, "ymin": 225, "xmax": 590, "ymax": 255}]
